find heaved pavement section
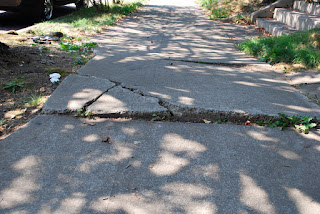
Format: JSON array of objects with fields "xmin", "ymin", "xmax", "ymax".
[
  {"xmin": 1, "ymin": 0, "xmax": 320, "ymax": 213},
  {"xmin": 71, "ymin": 0, "xmax": 320, "ymax": 118}
]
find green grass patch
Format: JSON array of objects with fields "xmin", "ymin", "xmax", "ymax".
[
  {"xmin": 2, "ymin": 80, "xmax": 24, "ymax": 93},
  {"xmin": 59, "ymin": 41, "xmax": 97, "ymax": 52},
  {"xmin": 238, "ymin": 29, "xmax": 320, "ymax": 69},
  {"xmin": 32, "ymin": 0, "xmax": 144, "ymax": 36},
  {"xmin": 25, "ymin": 94, "xmax": 47, "ymax": 107}
]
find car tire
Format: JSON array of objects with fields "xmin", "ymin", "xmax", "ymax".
[
  {"xmin": 76, "ymin": 0, "xmax": 89, "ymax": 10},
  {"xmin": 38, "ymin": 0, "xmax": 53, "ymax": 20}
]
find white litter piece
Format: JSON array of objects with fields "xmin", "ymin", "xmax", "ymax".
[
  {"xmin": 134, "ymin": 141, "xmax": 142, "ymax": 145},
  {"xmin": 50, "ymin": 73, "xmax": 61, "ymax": 83}
]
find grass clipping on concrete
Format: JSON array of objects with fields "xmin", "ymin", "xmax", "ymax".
[
  {"xmin": 238, "ymin": 29, "xmax": 320, "ymax": 69},
  {"xmin": 31, "ymin": 0, "xmax": 143, "ymax": 36}
]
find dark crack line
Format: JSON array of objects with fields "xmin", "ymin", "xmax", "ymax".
[
  {"xmin": 82, "ymin": 85, "xmax": 118, "ymax": 111},
  {"xmin": 66, "ymin": 74, "xmax": 295, "ymax": 125},
  {"xmin": 164, "ymin": 58, "xmax": 256, "ymax": 68}
]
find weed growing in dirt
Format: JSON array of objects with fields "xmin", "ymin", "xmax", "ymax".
[
  {"xmin": 59, "ymin": 41, "xmax": 97, "ymax": 52},
  {"xmin": 77, "ymin": 109, "xmax": 92, "ymax": 118},
  {"xmin": 3, "ymin": 80, "xmax": 24, "ymax": 93},
  {"xmin": 25, "ymin": 94, "xmax": 47, "ymax": 107},
  {"xmin": 216, "ymin": 118, "xmax": 228, "ymax": 124},
  {"xmin": 0, "ymin": 118, "xmax": 6, "ymax": 126},
  {"xmin": 59, "ymin": 40, "xmax": 97, "ymax": 66},
  {"xmin": 151, "ymin": 113, "xmax": 172, "ymax": 121},
  {"xmin": 258, "ymin": 113, "xmax": 318, "ymax": 133},
  {"xmin": 238, "ymin": 29, "xmax": 320, "ymax": 69}
]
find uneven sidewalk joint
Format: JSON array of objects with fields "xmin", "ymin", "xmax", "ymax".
[
  {"xmin": 42, "ymin": 75, "xmax": 319, "ymax": 126},
  {"xmin": 165, "ymin": 58, "xmax": 269, "ymax": 68}
]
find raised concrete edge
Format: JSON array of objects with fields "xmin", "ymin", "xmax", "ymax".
[
  {"xmin": 256, "ymin": 18, "xmax": 298, "ymax": 36},
  {"xmin": 251, "ymin": 0, "xmax": 295, "ymax": 24},
  {"xmin": 42, "ymin": 74, "xmax": 116, "ymax": 114},
  {"xmin": 294, "ymin": 1, "xmax": 320, "ymax": 16},
  {"xmin": 274, "ymin": 7, "xmax": 320, "ymax": 31}
]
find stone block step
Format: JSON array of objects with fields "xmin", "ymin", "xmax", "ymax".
[
  {"xmin": 256, "ymin": 18, "xmax": 298, "ymax": 36},
  {"xmin": 274, "ymin": 8, "xmax": 320, "ymax": 31},
  {"xmin": 294, "ymin": 0, "xmax": 320, "ymax": 16}
]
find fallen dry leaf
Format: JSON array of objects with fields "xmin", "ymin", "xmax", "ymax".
[
  {"xmin": 245, "ymin": 121, "xmax": 252, "ymax": 126},
  {"xmin": 203, "ymin": 119, "xmax": 211, "ymax": 124},
  {"xmin": 304, "ymin": 145, "xmax": 311, "ymax": 148}
]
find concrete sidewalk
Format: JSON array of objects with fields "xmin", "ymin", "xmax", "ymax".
[
  {"xmin": 1, "ymin": 0, "xmax": 320, "ymax": 213},
  {"xmin": 42, "ymin": 0, "xmax": 320, "ymax": 119},
  {"xmin": 1, "ymin": 115, "xmax": 320, "ymax": 213}
]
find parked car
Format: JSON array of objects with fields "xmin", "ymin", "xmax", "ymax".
[{"xmin": 0, "ymin": 0, "xmax": 88, "ymax": 20}]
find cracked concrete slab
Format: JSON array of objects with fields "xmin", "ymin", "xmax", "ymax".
[
  {"xmin": 1, "ymin": 115, "xmax": 319, "ymax": 213},
  {"xmin": 76, "ymin": 1, "xmax": 320, "ymax": 119},
  {"xmin": 80, "ymin": 59, "xmax": 320, "ymax": 118},
  {"xmin": 87, "ymin": 86, "xmax": 168, "ymax": 116},
  {"xmin": 42, "ymin": 75, "xmax": 115, "ymax": 113}
]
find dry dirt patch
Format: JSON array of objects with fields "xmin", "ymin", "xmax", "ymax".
[{"xmin": 0, "ymin": 33, "xmax": 81, "ymax": 139}]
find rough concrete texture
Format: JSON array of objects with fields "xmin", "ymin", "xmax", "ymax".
[
  {"xmin": 87, "ymin": 86, "xmax": 168, "ymax": 116},
  {"xmin": 80, "ymin": 59, "xmax": 320, "ymax": 118},
  {"xmin": 251, "ymin": 0, "xmax": 294, "ymax": 23},
  {"xmin": 274, "ymin": 8, "xmax": 320, "ymax": 31},
  {"xmin": 79, "ymin": 1, "xmax": 262, "ymax": 66},
  {"xmin": 1, "ymin": 1, "xmax": 320, "ymax": 213},
  {"xmin": 294, "ymin": 1, "xmax": 320, "ymax": 16},
  {"xmin": 0, "ymin": 115, "xmax": 320, "ymax": 214},
  {"xmin": 42, "ymin": 75, "xmax": 115, "ymax": 113},
  {"xmin": 283, "ymin": 70, "xmax": 320, "ymax": 102},
  {"xmin": 256, "ymin": 18, "xmax": 298, "ymax": 36},
  {"xmin": 76, "ymin": 0, "xmax": 320, "ymax": 118},
  {"xmin": 285, "ymin": 70, "xmax": 320, "ymax": 85}
]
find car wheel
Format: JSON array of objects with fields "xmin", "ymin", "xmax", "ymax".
[
  {"xmin": 40, "ymin": 0, "xmax": 53, "ymax": 20},
  {"xmin": 76, "ymin": 0, "xmax": 89, "ymax": 9}
]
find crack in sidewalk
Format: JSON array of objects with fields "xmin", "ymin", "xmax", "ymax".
[
  {"xmin": 83, "ymin": 81, "xmax": 279, "ymax": 124},
  {"xmin": 81, "ymin": 84, "xmax": 118, "ymax": 112},
  {"xmin": 43, "ymin": 74, "xmax": 313, "ymax": 126}
]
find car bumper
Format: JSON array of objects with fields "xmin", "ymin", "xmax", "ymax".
[{"xmin": 0, "ymin": 0, "xmax": 22, "ymax": 7}]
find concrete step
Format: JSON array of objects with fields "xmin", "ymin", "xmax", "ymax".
[
  {"xmin": 274, "ymin": 8, "xmax": 320, "ymax": 31},
  {"xmin": 294, "ymin": 0, "xmax": 320, "ymax": 16},
  {"xmin": 256, "ymin": 18, "xmax": 298, "ymax": 36}
]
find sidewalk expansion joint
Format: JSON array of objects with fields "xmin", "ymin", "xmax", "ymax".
[
  {"xmin": 157, "ymin": 100, "xmax": 280, "ymax": 124},
  {"xmin": 80, "ymin": 81, "xmax": 280, "ymax": 125},
  {"xmin": 164, "ymin": 58, "xmax": 253, "ymax": 68},
  {"xmin": 42, "ymin": 75, "xmax": 316, "ymax": 127}
]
